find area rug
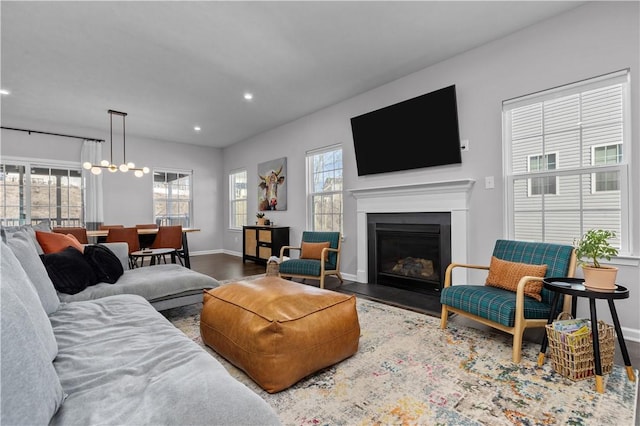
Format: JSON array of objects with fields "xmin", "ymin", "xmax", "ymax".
[{"xmin": 164, "ymin": 280, "xmax": 638, "ymax": 425}]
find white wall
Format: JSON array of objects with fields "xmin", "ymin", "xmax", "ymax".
[
  {"xmin": 0, "ymin": 127, "xmax": 223, "ymax": 254},
  {"xmin": 222, "ymin": 2, "xmax": 640, "ymax": 337}
]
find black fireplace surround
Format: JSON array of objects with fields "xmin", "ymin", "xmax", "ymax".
[{"xmin": 367, "ymin": 212, "xmax": 452, "ymax": 295}]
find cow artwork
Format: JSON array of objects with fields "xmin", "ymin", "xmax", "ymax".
[{"xmin": 257, "ymin": 157, "xmax": 287, "ymax": 211}]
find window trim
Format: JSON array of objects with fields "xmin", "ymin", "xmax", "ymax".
[
  {"xmin": 152, "ymin": 167, "xmax": 193, "ymax": 228},
  {"xmin": 228, "ymin": 168, "xmax": 248, "ymax": 231},
  {"xmin": 305, "ymin": 143, "xmax": 343, "ymax": 233},
  {"xmin": 1, "ymin": 156, "xmax": 84, "ymax": 227},
  {"xmin": 503, "ymin": 69, "xmax": 631, "ymax": 255}
]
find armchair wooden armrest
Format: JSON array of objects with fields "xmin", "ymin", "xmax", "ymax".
[
  {"xmin": 319, "ymin": 247, "xmax": 340, "ymax": 268},
  {"xmin": 443, "ymin": 262, "xmax": 490, "ymax": 288},
  {"xmin": 280, "ymin": 245, "xmax": 301, "ymax": 261}
]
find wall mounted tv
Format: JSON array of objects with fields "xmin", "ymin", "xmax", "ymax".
[{"xmin": 350, "ymin": 84, "xmax": 462, "ymax": 176}]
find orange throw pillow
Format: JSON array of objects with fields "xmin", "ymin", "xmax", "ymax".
[
  {"xmin": 300, "ymin": 242, "xmax": 330, "ymax": 261},
  {"xmin": 36, "ymin": 231, "xmax": 84, "ymax": 254},
  {"xmin": 485, "ymin": 256, "xmax": 547, "ymax": 301}
]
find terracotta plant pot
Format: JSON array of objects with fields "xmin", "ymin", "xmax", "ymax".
[
  {"xmin": 257, "ymin": 218, "xmax": 266, "ymax": 226},
  {"xmin": 582, "ymin": 265, "xmax": 618, "ymax": 290}
]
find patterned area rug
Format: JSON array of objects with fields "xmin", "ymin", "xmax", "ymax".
[{"xmin": 164, "ymin": 280, "xmax": 638, "ymax": 425}]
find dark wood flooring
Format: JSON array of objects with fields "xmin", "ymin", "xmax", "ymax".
[{"xmin": 191, "ymin": 253, "xmax": 639, "ymax": 411}]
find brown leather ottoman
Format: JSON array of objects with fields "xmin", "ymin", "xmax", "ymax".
[{"xmin": 200, "ymin": 276, "xmax": 360, "ymax": 393}]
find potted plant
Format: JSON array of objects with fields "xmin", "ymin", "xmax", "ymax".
[
  {"xmin": 256, "ymin": 212, "xmax": 266, "ymax": 226},
  {"xmin": 573, "ymin": 229, "xmax": 619, "ymax": 290}
]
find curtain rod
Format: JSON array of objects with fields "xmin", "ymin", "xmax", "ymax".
[{"xmin": 1, "ymin": 126, "xmax": 105, "ymax": 143}]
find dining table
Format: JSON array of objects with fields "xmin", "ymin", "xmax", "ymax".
[{"xmin": 86, "ymin": 227, "xmax": 200, "ymax": 269}]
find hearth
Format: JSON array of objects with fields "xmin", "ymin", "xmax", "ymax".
[{"xmin": 367, "ymin": 212, "xmax": 451, "ymax": 295}]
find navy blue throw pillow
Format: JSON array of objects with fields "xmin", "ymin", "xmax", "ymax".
[
  {"xmin": 83, "ymin": 244, "xmax": 124, "ymax": 284},
  {"xmin": 40, "ymin": 246, "xmax": 97, "ymax": 294}
]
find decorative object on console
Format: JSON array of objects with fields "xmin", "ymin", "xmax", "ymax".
[
  {"xmin": 256, "ymin": 212, "xmax": 266, "ymax": 226},
  {"xmin": 258, "ymin": 157, "xmax": 287, "ymax": 211},
  {"xmin": 573, "ymin": 229, "xmax": 619, "ymax": 290},
  {"xmin": 82, "ymin": 109, "xmax": 150, "ymax": 177}
]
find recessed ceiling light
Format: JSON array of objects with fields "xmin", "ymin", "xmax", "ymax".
[
  {"xmin": 243, "ymin": 92, "xmax": 253, "ymax": 101},
  {"xmin": 194, "ymin": 126, "xmax": 201, "ymax": 132},
  {"xmin": 0, "ymin": 89, "xmax": 10, "ymax": 95}
]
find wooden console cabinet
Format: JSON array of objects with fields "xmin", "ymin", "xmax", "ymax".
[{"xmin": 242, "ymin": 226, "xmax": 290, "ymax": 264}]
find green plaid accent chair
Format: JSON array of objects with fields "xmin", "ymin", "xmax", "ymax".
[
  {"xmin": 279, "ymin": 231, "xmax": 343, "ymax": 289},
  {"xmin": 440, "ymin": 239, "xmax": 576, "ymax": 363}
]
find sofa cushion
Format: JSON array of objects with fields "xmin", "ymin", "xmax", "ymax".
[
  {"xmin": 49, "ymin": 294, "xmax": 280, "ymax": 425},
  {"xmin": 1, "ymin": 241, "xmax": 58, "ymax": 360},
  {"xmin": 1, "ymin": 278, "xmax": 65, "ymax": 426},
  {"xmin": 6, "ymin": 231, "xmax": 61, "ymax": 314},
  {"xmin": 485, "ymin": 256, "xmax": 547, "ymax": 301},
  {"xmin": 41, "ymin": 246, "xmax": 97, "ymax": 295},
  {"xmin": 1, "ymin": 221, "xmax": 51, "ymax": 254},
  {"xmin": 56, "ymin": 263, "xmax": 218, "ymax": 304},
  {"xmin": 36, "ymin": 230, "xmax": 84, "ymax": 254},
  {"xmin": 83, "ymin": 244, "xmax": 124, "ymax": 284}
]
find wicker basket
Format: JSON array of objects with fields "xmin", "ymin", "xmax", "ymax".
[
  {"xmin": 266, "ymin": 260, "xmax": 280, "ymax": 277},
  {"xmin": 545, "ymin": 312, "xmax": 616, "ymax": 381}
]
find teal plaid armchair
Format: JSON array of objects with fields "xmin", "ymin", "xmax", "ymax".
[
  {"xmin": 440, "ymin": 239, "xmax": 577, "ymax": 363},
  {"xmin": 279, "ymin": 231, "xmax": 343, "ymax": 289}
]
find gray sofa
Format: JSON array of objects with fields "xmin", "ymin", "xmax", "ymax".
[
  {"xmin": 0, "ymin": 236, "xmax": 281, "ymax": 425},
  {"xmin": 2, "ymin": 224, "xmax": 217, "ymax": 310}
]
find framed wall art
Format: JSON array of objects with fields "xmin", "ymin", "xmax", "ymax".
[{"xmin": 258, "ymin": 157, "xmax": 287, "ymax": 211}]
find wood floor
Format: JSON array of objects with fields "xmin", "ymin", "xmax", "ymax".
[{"xmin": 191, "ymin": 253, "xmax": 639, "ymax": 409}]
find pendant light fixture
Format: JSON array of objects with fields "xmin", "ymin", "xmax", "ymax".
[{"xmin": 82, "ymin": 109, "xmax": 150, "ymax": 177}]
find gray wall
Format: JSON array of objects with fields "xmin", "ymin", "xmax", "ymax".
[{"xmin": 222, "ymin": 2, "xmax": 640, "ymax": 339}]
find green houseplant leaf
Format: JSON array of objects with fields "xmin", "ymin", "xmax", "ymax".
[{"xmin": 573, "ymin": 229, "xmax": 619, "ymax": 268}]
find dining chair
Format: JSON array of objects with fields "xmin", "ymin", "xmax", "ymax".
[
  {"xmin": 99, "ymin": 224, "xmax": 125, "ymax": 230},
  {"xmin": 52, "ymin": 226, "xmax": 89, "ymax": 244},
  {"xmin": 106, "ymin": 227, "xmax": 141, "ymax": 268},
  {"xmin": 136, "ymin": 224, "xmax": 158, "ymax": 249},
  {"xmin": 150, "ymin": 225, "xmax": 184, "ymax": 265}
]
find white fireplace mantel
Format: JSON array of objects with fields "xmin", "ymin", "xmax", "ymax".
[{"xmin": 348, "ymin": 179, "xmax": 475, "ymax": 284}]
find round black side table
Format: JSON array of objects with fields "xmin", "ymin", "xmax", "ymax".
[{"xmin": 537, "ymin": 277, "xmax": 635, "ymax": 393}]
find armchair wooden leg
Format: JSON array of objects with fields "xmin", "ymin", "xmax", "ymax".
[
  {"xmin": 512, "ymin": 331, "xmax": 524, "ymax": 363},
  {"xmin": 319, "ymin": 276, "xmax": 325, "ymax": 289},
  {"xmin": 335, "ymin": 272, "xmax": 344, "ymax": 283},
  {"xmin": 440, "ymin": 305, "xmax": 449, "ymax": 329}
]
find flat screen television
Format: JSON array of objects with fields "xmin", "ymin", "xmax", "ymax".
[{"xmin": 350, "ymin": 84, "xmax": 462, "ymax": 176}]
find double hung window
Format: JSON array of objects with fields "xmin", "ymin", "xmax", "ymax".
[
  {"xmin": 153, "ymin": 169, "xmax": 192, "ymax": 227},
  {"xmin": 306, "ymin": 145, "xmax": 343, "ymax": 233},
  {"xmin": 503, "ymin": 70, "xmax": 630, "ymax": 253},
  {"xmin": 0, "ymin": 160, "xmax": 83, "ymax": 227},
  {"xmin": 229, "ymin": 169, "xmax": 247, "ymax": 229}
]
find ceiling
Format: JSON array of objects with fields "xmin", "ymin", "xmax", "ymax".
[{"xmin": 1, "ymin": 1, "xmax": 584, "ymax": 149}]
